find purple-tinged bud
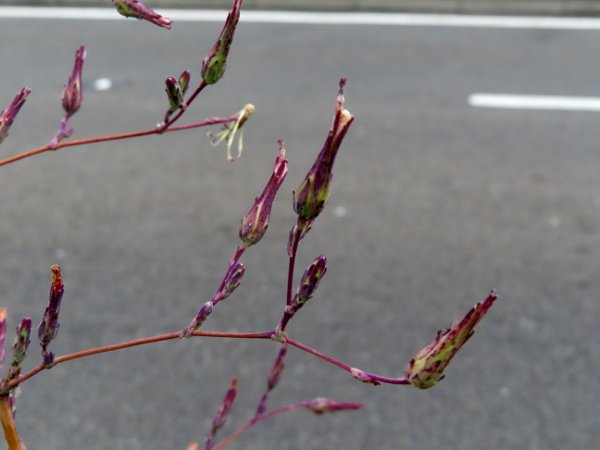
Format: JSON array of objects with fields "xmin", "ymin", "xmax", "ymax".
[
  {"xmin": 277, "ymin": 256, "xmax": 327, "ymax": 334},
  {"xmin": 112, "ymin": 0, "xmax": 172, "ymax": 29},
  {"xmin": 206, "ymin": 377, "xmax": 238, "ymax": 448},
  {"xmin": 180, "ymin": 301, "xmax": 214, "ymax": 337},
  {"xmin": 405, "ymin": 291, "xmax": 498, "ymax": 389},
  {"xmin": 8, "ymin": 318, "xmax": 32, "ymax": 381},
  {"xmin": 256, "ymin": 343, "xmax": 287, "ymax": 415},
  {"xmin": 239, "ymin": 141, "xmax": 288, "ymax": 247},
  {"xmin": 0, "ymin": 308, "xmax": 6, "ymax": 372},
  {"xmin": 178, "ymin": 70, "xmax": 190, "ymax": 94},
  {"xmin": 295, "ymin": 255, "xmax": 327, "ymax": 305},
  {"xmin": 220, "ymin": 263, "xmax": 245, "ymax": 301},
  {"xmin": 0, "ymin": 88, "xmax": 31, "ymax": 145},
  {"xmin": 37, "ymin": 265, "xmax": 64, "ymax": 365},
  {"xmin": 267, "ymin": 343, "xmax": 286, "ymax": 390},
  {"xmin": 62, "ymin": 46, "xmax": 85, "ymax": 117},
  {"xmin": 305, "ymin": 397, "xmax": 362, "ymax": 415},
  {"xmin": 293, "ymin": 78, "xmax": 353, "ymax": 221},
  {"xmin": 201, "ymin": 0, "xmax": 242, "ymax": 84},
  {"xmin": 165, "ymin": 77, "xmax": 184, "ymax": 113}
]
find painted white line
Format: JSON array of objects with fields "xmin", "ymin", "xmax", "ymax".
[
  {"xmin": 4, "ymin": 6, "xmax": 600, "ymax": 29},
  {"xmin": 469, "ymin": 93, "xmax": 600, "ymax": 111}
]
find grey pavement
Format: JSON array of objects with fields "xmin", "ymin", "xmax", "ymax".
[
  {"xmin": 3, "ymin": 0, "xmax": 600, "ymax": 15},
  {"xmin": 2, "ymin": 10, "xmax": 600, "ymax": 450}
]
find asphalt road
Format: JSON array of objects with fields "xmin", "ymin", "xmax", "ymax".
[{"xmin": 1, "ymin": 9, "xmax": 600, "ymax": 450}]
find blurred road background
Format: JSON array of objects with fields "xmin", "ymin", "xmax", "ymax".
[
  {"xmin": 2, "ymin": 5, "xmax": 600, "ymax": 450},
  {"xmin": 2, "ymin": 0, "xmax": 600, "ymax": 14}
]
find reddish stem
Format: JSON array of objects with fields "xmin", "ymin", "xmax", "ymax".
[
  {"xmin": 211, "ymin": 403, "xmax": 306, "ymax": 450},
  {"xmin": 0, "ymin": 116, "xmax": 236, "ymax": 168}
]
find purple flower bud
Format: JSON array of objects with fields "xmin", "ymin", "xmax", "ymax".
[
  {"xmin": 220, "ymin": 263, "xmax": 245, "ymax": 301},
  {"xmin": 296, "ymin": 255, "xmax": 327, "ymax": 305},
  {"xmin": 37, "ymin": 265, "xmax": 64, "ymax": 365},
  {"xmin": 293, "ymin": 79, "xmax": 353, "ymax": 221},
  {"xmin": 266, "ymin": 343, "xmax": 286, "ymax": 390},
  {"xmin": 8, "ymin": 317, "xmax": 32, "ymax": 381},
  {"xmin": 178, "ymin": 70, "xmax": 190, "ymax": 94},
  {"xmin": 165, "ymin": 77, "xmax": 184, "ymax": 113},
  {"xmin": 201, "ymin": 0, "xmax": 242, "ymax": 84},
  {"xmin": 0, "ymin": 308, "xmax": 7, "ymax": 372},
  {"xmin": 112, "ymin": 0, "xmax": 172, "ymax": 29},
  {"xmin": 0, "ymin": 88, "xmax": 31, "ymax": 145},
  {"xmin": 239, "ymin": 141, "xmax": 288, "ymax": 247},
  {"xmin": 405, "ymin": 291, "xmax": 498, "ymax": 389},
  {"xmin": 62, "ymin": 46, "xmax": 85, "ymax": 117},
  {"xmin": 206, "ymin": 377, "xmax": 238, "ymax": 448},
  {"xmin": 256, "ymin": 343, "xmax": 287, "ymax": 416},
  {"xmin": 305, "ymin": 397, "xmax": 362, "ymax": 414},
  {"xmin": 180, "ymin": 301, "xmax": 214, "ymax": 337}
]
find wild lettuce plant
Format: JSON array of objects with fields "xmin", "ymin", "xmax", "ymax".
[{"xmin": 0, "ymin": 1, "xmax": 497, "ymax": 448}]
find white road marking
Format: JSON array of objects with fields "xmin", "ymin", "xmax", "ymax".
[
  {"xmin": 468, "ymin": 93, "xmax": 600, "ymax": 111},
  {"xmin": 3, "ymin": 6, "xmax": 600, "ymax": 29}
]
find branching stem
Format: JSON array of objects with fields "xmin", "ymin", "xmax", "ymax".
[{"xmin": 0, "ymin": 115, "xmax": 236, "ymax": 168}]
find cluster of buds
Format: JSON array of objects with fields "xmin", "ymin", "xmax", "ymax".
[
  {"xmin": 165, "ymin": 71, "xmax": 190, "ymax": 113},
  {"xmin": 37, "ymin": 265, "xmax": 65, "ymax": 367},
  {"xmin": 112, "ymin": 0, "xmax": 172, "ymax": 29},
  {"xmin": 405, "ymin": 291, "xmax": 498, "ymax": 389},
  {"xmin": 239, "ymin": 141, "xmax": 288, "ymax": 246},
  {"xmin": 0, "ymin": 88, "xmax": 30, "ymax": 146},
  {"xmin": 201, "ymin": 0, "xmax": 242, "ymax": 85}
]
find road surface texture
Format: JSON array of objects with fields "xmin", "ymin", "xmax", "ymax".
[{"xmin": 1, "ymin": 8, "xmax": 600, "ymax": 450}]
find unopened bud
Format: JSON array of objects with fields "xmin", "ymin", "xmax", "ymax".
[
  {"xmin": 9, "ymin": 317, "xmax": 32, "ymax": 380},
  {"xmin": 0, "ymin": 88, "xmax": 31, "ymax": 145},
  {"xmin": 405, "ymin": 291, "xmax": 498, "ymax": 389},
  {"xmin": 37, "ymin": 265, "xmax": 64, "ymax": 366},
  {"xmin": 201, "ymin": 0, "xmax": 242, "ymax": 84},
  {"xmin": 239, "ymin": 141, "xmax": 288, "ymax": 246},
  {"xmin": 165, "ymin": 77, "xmax": 184, "ymax": 112},
  {"xmin": 220, "ymin": 263, "xmax": 245, "ymax": 300},
  {"xmin": 205, "ymin": 377, "xmax": 238, "ymax": 448},
  {"xmin": 112, "ymin": 0, "xmax": 172, "ymax": 28},
  {"xmin": 293, "ymin": 79, "xmax": 353, "ymax": 221},
  {"xmin": 296, "ymin": 255, "xmax": 327, "ymax": 304},
  {"xmin": 62, "ymin": 46, "xmax": 85, "ymax": 116}
]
